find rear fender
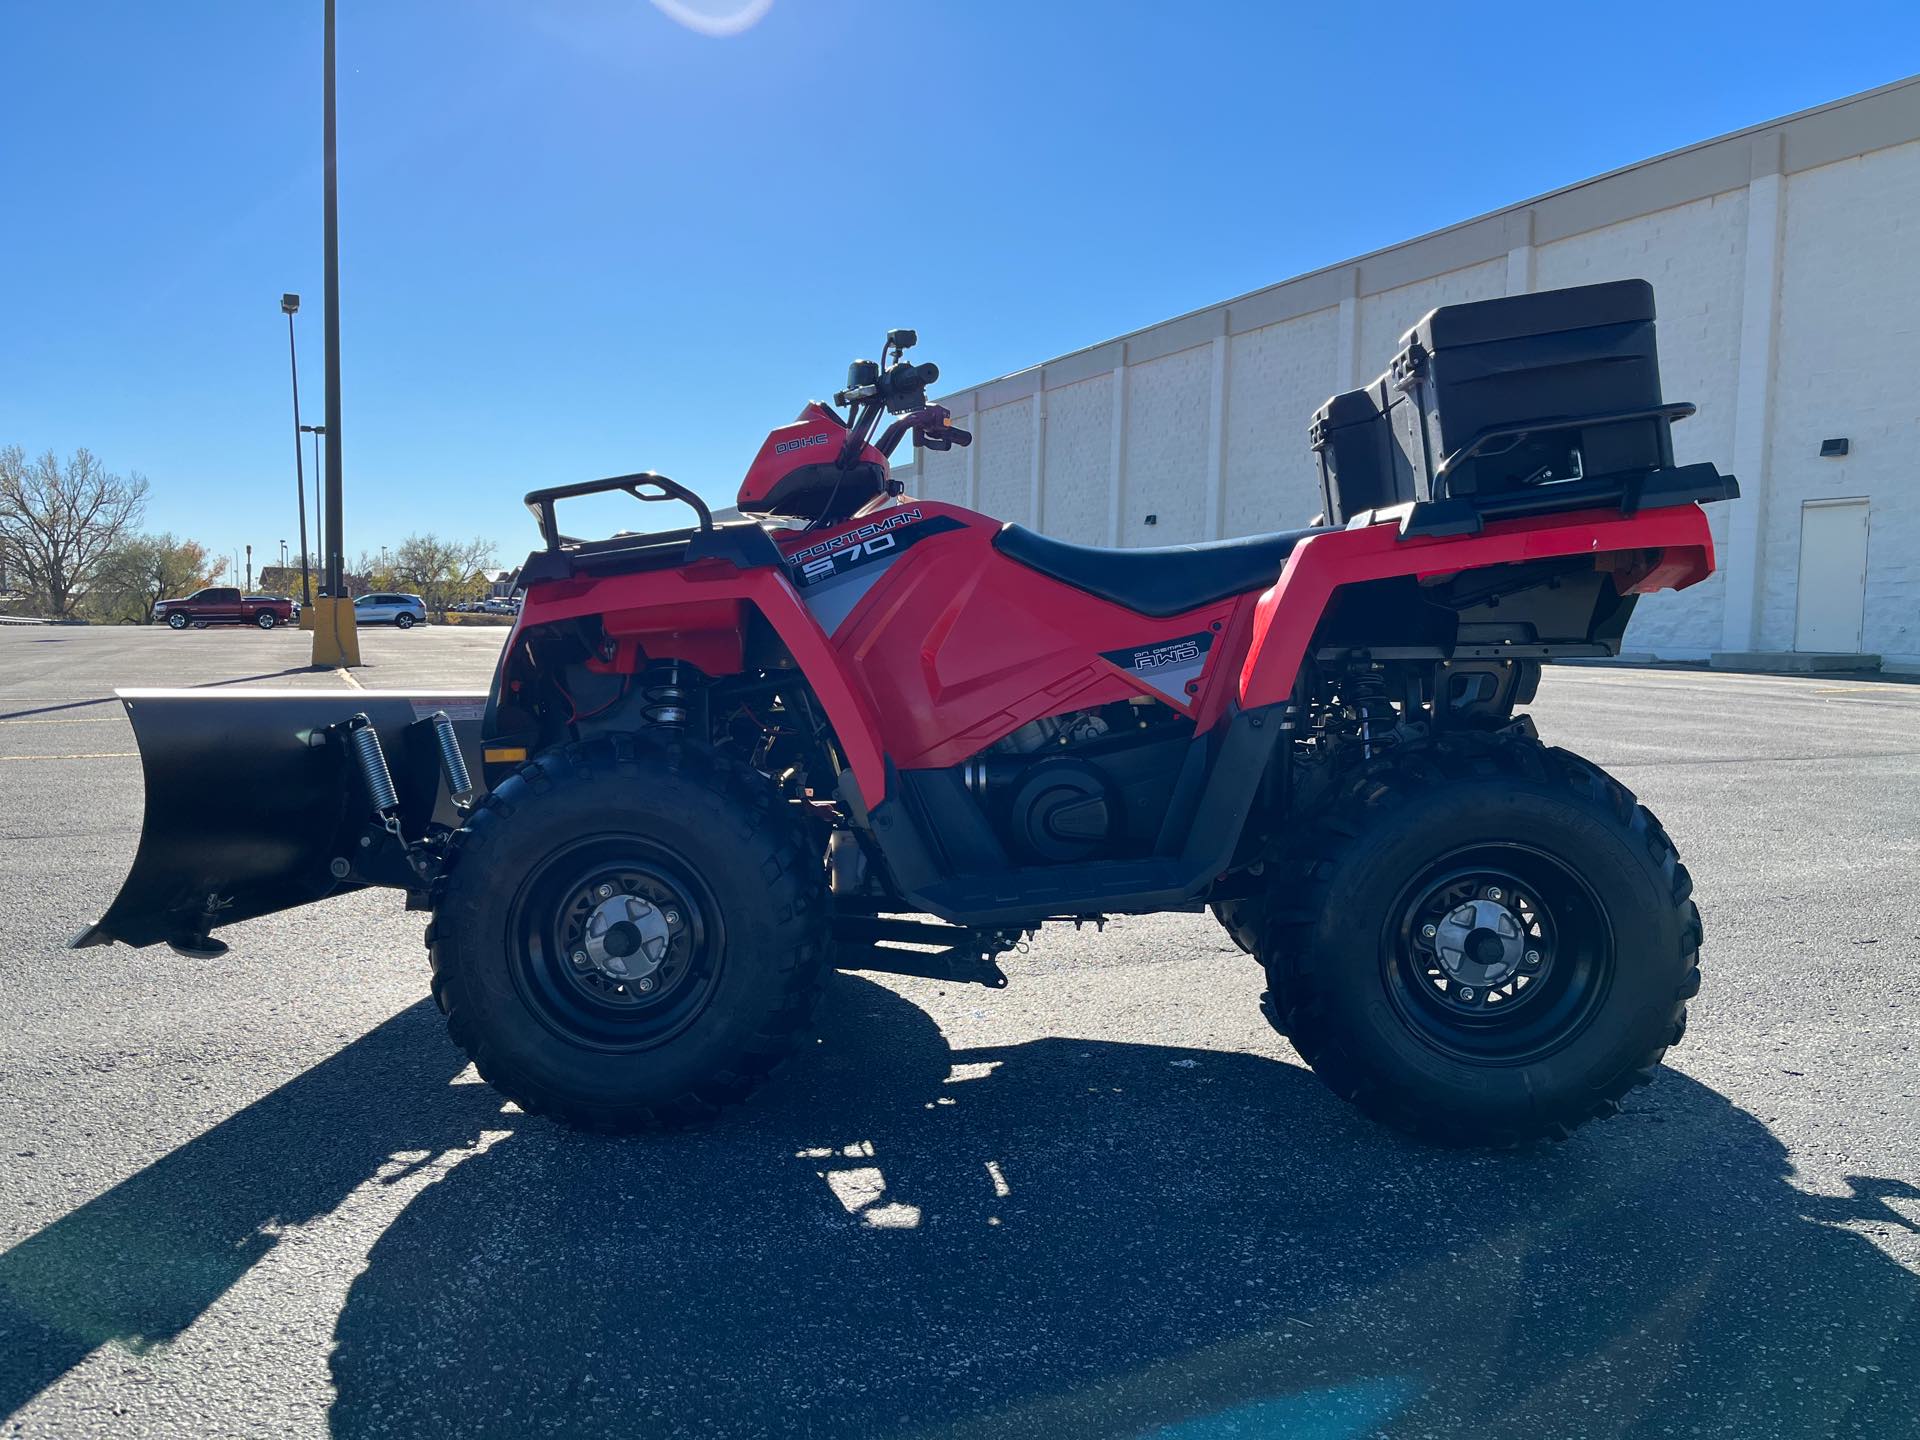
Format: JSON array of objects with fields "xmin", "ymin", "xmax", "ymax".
[
  {"xmin": 1239, "ymin": 504, "xmax": 1716, "ymax": 707},
  {"xmin": 493, "ymin": 566, "xmax": 888, "ymax": 801}
]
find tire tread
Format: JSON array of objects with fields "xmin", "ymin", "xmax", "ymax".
[
  {"xmin": 1257, "ymin": 731, "xmax": 1702, "ymax": 1147},
  {"xmin": 428, "ymin": 732, "xmax": 829, "ymax": 1132}
]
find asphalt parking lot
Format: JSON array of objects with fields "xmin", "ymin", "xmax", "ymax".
[{"xmin": 1, "ymin": 623, "xmax": 1916, "ymax": 1439}]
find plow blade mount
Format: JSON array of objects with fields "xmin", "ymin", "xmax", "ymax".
[{"xmin": 73, "ymin": 688, "xmax": 488, "ymax": 953}]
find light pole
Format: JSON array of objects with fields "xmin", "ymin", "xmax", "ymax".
[
  {"xmin": 245, "ymin": 544, "xmax": 253, "ymax": 591},
  {"xmin": 311, "ymin": 0, "xmax": 359, "ymax": 665},
  {"xmin": 301, "ymin": 424, "xmax": 326, "ymax": 583},
  {"xmin": 282, "ymin": 293, "xmax": 312, "ymax": 608},
  {"xmin": 280, "ymin": 539, "xmax": 288, "ymax": 568}
]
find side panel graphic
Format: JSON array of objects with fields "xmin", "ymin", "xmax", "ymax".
[
  {"xmin": 1100, "ymin": 631, "xmax": 1214, "ymax": 703},
  {"xmin": 786, "ymin": 513, "xmax": 966, "ymax": 635}
]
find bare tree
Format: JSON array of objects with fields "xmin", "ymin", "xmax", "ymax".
[
  {"xmin": 0, "ymin": 446, "xmax": 150, "ymax": 618},
  {"xmin": 352, "ymin": 550, "xmax": 397, "ymax": 596},
  {"xmin": 389, "ymin": 533, "xmax": 497, "ymax": 620},
  {"xmin": 85, "ymin": 534, "xmax": 225, "ymax": 624}
]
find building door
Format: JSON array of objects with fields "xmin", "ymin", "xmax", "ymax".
[{"xmin": 1794, "ymin": 499, "xmax": 1870, "ymax": 652}]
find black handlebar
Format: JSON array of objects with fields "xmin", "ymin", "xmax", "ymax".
[
  {"xmin": 836, "ymin": 360, "xmax": 940, "ymax": 411},
  {"xmin": 876, "ymin": 405, "xmax": 973, "ymax": 457},
  {"xmin": 523, "ymin": 472, "xmax": 714, "ymax": 553}
]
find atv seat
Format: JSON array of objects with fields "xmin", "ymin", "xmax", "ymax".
[{"xmin": 992, "ymin": 523, "xmax": 1329, "ymax": 618}]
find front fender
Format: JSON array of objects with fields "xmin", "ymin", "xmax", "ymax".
[{"xmin": 492, "ymin": 565, "xmax": 889, "ymax": 803}]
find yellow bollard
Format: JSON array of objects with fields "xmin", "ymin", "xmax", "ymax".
[
  {"xmin": 297, "ymin": 604, "xmax": 316, "ymax": 632},
  {"xmin": 308, "ymin": 595, "xmax": 362, "ymax": 668}
]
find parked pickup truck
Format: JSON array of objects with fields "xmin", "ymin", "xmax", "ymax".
[{"xmin": 153, "ymin": 588, "xmax": 296, "ymax": 631}]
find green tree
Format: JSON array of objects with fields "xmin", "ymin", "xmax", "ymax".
[
  {"xmin": 0, "ymin": 446, "xmax": 150, "ymax": 618},
  {"xmin": 389, "ymin": 533, "xmax": 497, "ymax": 620},
  {"xmin": 85, "ymin": 534, "xmax": 226, "ymax": 624}
]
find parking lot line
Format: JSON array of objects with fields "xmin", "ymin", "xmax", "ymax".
[{"xmin": 0, "ymin": 751, "xmax": 138, "ymax": 761}]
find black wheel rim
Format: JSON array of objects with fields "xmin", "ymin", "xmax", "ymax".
[
  {"xmin": 506, "ymin": 835, "xmax": 723, "ymax": 1053},
  {"xmin": 1382, "ymin": 844, "xmax": 1614, "ymax": 1064}
]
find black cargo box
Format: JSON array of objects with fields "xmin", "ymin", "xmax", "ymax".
[
  {"xmin": 1387, "ymin": 279, "xmax": 1678, "ymax": 498},
  {"xmin": 1309, "ymin": 379, "xmax": 1414, "ymax": 523}
]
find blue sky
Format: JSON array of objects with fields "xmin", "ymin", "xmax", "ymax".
[{"xmin": 3, "ymin": 2, "xmax": 1917, "ymax": 571}]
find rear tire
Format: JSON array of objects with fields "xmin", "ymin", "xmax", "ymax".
[
  {"xmin": 1253, "ymin": 733, "xmax": 1700, "ymax": 1146},
  {"xmin": 429, "ymin": 733, "xmax": 830, "ymax": 1132},
  {"xmin": 395, "ymin": 613, "xmax": 415, "ymax": 630},
  {"xmin": 255, "ymin": 611, "xmax": 276, "ymax": 630}
]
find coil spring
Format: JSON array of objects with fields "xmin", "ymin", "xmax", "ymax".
[
  {"xmin": 346, "ymin": 715, "xmax": 399, "ymax": 814},
  {"xmin": 1345, "ymin": 668, "xmax": 1394, "ymax": 760},
  {"xmin": 430, "ymin": 711, "xmax": 475, "ymax": 802},
  {"xmin": 639, "ymin": 661, "xmax": 691, "ymax": 728}
]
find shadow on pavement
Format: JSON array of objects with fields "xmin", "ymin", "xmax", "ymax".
[
  {"xmin": 329, "ymin": 975, "xmax": 1916, "ymax": 1439},
  {"xmin": 192, "ymin": 665, "xmax": 340, "ymax": 688},
  {"xmin": 2, "ymin": 978, "xmax": 1915, "ymax": 1437},
  {"xmin": 0, "ymin": 698, "xmax": 118, "ymax": 722},
  {"xmin": 0, "ymin": 1001, "xmax": 499, "ymax": 1420}
]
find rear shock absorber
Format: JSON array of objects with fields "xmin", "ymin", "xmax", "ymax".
[
  {"xmin": 639, "ymin": 660, "xmax": 692, "ymax": 728},
  {"xmin": 1346, "ymin": 666, "xmax": 1395, "ymax": 760}
]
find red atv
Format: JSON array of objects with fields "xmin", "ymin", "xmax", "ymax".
[{"xmin": 82, "ymin": 281, "xmax": 1733, "ymax": 1145}]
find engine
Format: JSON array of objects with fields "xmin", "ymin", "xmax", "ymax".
[{"xmin": 962, "ymin": 699, "xmax": 1191, "ymax": 864}]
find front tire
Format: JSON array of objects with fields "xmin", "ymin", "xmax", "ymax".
[
  {"xmin": 1254, "ymin": 733, "xmax": 1700, "ymax": 1146},
  {"xmin": 429, "ymin": 733, "xmax": 829, "ymax": 1131},
  {"xmin": 1210, "ymin": 898, "xmax": 1264, "ymax": 955},
  {"xmin": 165, "ymin": 612, "xmax": 187, "ymax": 630}
]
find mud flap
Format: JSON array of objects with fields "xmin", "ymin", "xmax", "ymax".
[{"xmin": 73, "ymin": 688, "xmax": 488, "ymax": 953}]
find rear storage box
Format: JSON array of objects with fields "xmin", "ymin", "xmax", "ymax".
[
  {"xmin": 1387, "ymin": 279, "xmax": 1675, "ymax": 498},
  {"xmin": 1309, "ymin": 379, "xmax": 1413, "ymax": 523}
]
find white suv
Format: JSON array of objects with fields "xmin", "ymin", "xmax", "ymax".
[{"xmin": 353, "ymin": 592, "xmax": 428, "ymax": 628}]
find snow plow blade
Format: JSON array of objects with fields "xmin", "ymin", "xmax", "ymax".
[{"xmin": 72, "ymin": 688, "xmax": 488, "ymax": 954}]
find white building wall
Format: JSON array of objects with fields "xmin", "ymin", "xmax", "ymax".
[
  {"xmin": 1028, "ymin": 374, "xmax": 1107, "ymax": 543},
  {"xmin": 1122, "ymin": 345, "xmax": 1214, "ymax": 545},
  {"xmin": 1224, "ymin": 305, "xmax": 1342, "ymax": 534},
  {"xmin": 1534, "ymin": 190, "xmax": 1750, "ymax": 655},
  {"xmin": 1357, "ymin": 260, "xmax": 1508, "ymax": 374},
  {"xmin": 905, "ymin": 79, "xmax": 1920, "ymax": 664},
  {"xmin": 973, "ymin": 397, "xmax": 1034, "ymax": 523},
  {"xmin": 1761, "ymin": 137, "xmax": 1920, "ymax": 662},
  {"xmin": 914, "ymin": 434, "xmax": 968, "ymax": 507}
]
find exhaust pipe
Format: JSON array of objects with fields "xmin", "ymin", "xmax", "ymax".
[{"xmin": 72, "ymin": 688, "xmax": 487, "ymax": 956}]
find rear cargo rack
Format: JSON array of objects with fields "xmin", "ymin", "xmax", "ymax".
[
  {"xmin": 1373, "ymin": 461, "xmax": 1739, "ymax": 539},
  {"xmin": 1435, "ymin": 402, "xmax": 1697, "ymax": 484}
]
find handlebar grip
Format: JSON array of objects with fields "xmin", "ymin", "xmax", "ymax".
[
  {"xmin": 880, "ymin": 362, "xmax": 939, "ymax": 399},
  {"xmin": 944, "ymin": 423, "xmax": 972, "ymax": 448}
]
